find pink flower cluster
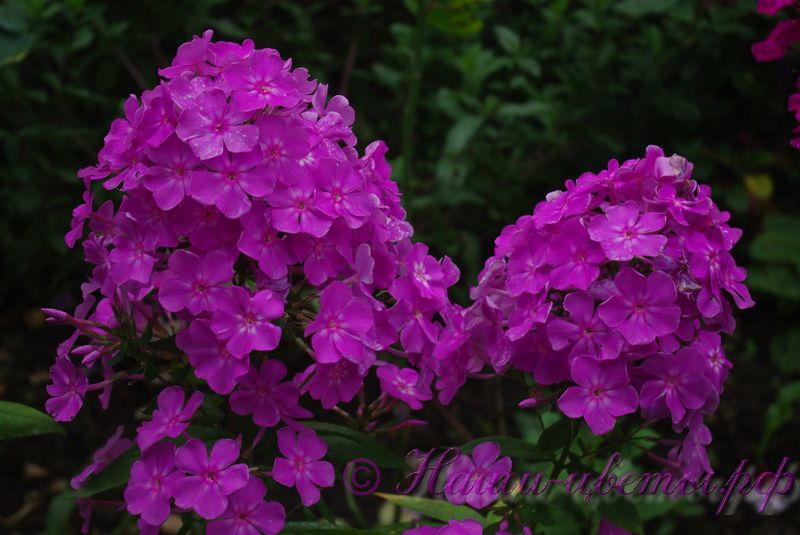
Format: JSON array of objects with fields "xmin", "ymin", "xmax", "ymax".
[
  {"xmin": 46, "ymin": 30, "xmax": 462, "ymax": 532},
  {"xmin": 753, "ymin": 0, "xmax": 800, "ymax": 148},
  {"xmin": 436, "ymin": 146, "xmax": 753, "ymax": 479}
]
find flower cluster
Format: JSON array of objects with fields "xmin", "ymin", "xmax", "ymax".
[
  {"xmin": 46, "ymin": 30, "xmax": 461, "ymax": 532},
  {"xmin": 753, "ymin": 0, "xmax": 800, "ymax": 148},
  {"xmin": 436, "ymin": 145, "xmax": 753, "ymax": 479}
]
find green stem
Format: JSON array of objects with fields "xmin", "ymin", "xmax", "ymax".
[{"xmin": 401, "ymin": 0, "xmax": 427, "ymax": 217}]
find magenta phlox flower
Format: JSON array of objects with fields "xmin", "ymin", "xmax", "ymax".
[
  {"xmin": 306, "ymin": 360, "xmax": 364, "ymax": 409},
  {"xmin": 558, "ymin": 357, "xmax": 638, "ymax": 435},
  {"xmin": 173, "ymin": 438, "xmax": 250, "ymax": 519},
  {"xmin": 136, "ymin": 386, "xmax": 204, "ymax": 451},
  {"xmin": 222, "ymin": 49, "xmax": 300, "ymax": 112},
  {"xmin": 638, "ymin": 347, "xmax": 717, "ymax": 424},
  {"xmin": 124, "ymin": 442, "xmax": 181, "ymax": 526},
  {"xmin": 305, "ymin": 281, "xmax": 376, "ymax": 367},
  {"xmin": 444, "ymin": 441, "xmax": 512, "ymax": 509},
  {"xmin": 547, "ymin": 292, "xmax": 623, "ymax": 361},
  {"xmin": 177, "ymin": 320, "xmax": 250, "ymax": 395},
  {"xmin": 190, "ymin": 147, "xmax": 274, "ymax": 218},
  {"xmin": 207, "ymin": 478, "xmax": 286, "ymax": 535},
  {"xmin": 158, "ymin": 30, "xmax": 215, "ymax": 78},
  {"xmin": 588, "ymin": 201, "xmax": 667, "ymax": 261},
  {"xmin": 46, "ymin": 359, "xmax": 88, "ymax": 422},
  {"xmin": 269, "ymin": 174, "xmax": 333, "ymax": 237},
  {"xmin": 211, "ymin": 287, "xmax": 284, "ymax": 357},
  {"xmin": 230, "ymin": 360, "xmax": 311, "ymax": 427},
  {"xmin": 753, "ymin": 19, "xmax": 800, "ymax": 61},
  {"xmin": 237, "ymin": 204, "xmax": 295, "ymax": 279},
  {"xmin": 176, "ymin": 88, "xmax": 258, "ymax": 160},
  {"xmin": 376, "ymin": 364, "xmax": 432, "ymax": 409},
  {"xmin": 272, "ymin": 427, "xmax": 334, "ymax": 506},
  {"xmin": 546, "ymin": 218, "xmax": 604, "ymax": 290},
  {"xmin": 158, "ymin": 249, "xmax": 233, "ymax": 314},
  {"xmin": 598, "ymin": 268, "xmax": 680, "ymax": 346},
  {"xmin": 142, "ymin": 136, "xmax": 199, "ymax": 210}
]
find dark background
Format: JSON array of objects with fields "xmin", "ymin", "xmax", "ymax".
[{"xmin": 1, "ymin": 0, "xmax": 799, "ymax": 533}]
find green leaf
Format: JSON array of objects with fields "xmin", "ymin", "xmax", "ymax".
[
  {"xmin": 74, "ymin": 448, "xmax": 138, "ymax": 497},
  {"xmin": 750, "ymin": 230, "xmax": 800, "ymax": 267},
  {"xmin": 747, "ymin": 264, "xmax": 800, "ymax": 299},
  {"xmin": 443, "ymin": 115, "xmax": 483, "ymax": 155},
  {"xmin": 597, "ymin": 498, "xmax": 644, "ymax": 535},
  {"xmin": 0, "ymin": 400, "xmax": 64, "ymax": 440},
  {"xmin": 494, "ymin": 26, "xmax": 520, "ymax": 53},
  {"xmin": 537, "ymin": 418, "xmax": 573, "ymax": 456},
  {"xmin": 460, "ymin": 435, "xmax": 544, "ymax": 461},
  {"xmin": 375, "ymin": 493, "xmax": 487, "ymax": 526},
  {"xmin": 615, "ymin": 0, "xmax": 678, "ymax": 16},
  {"xmin": 305, "ymin": 422, "xmax": 407, "ymax": 470},
  {"xmin": 770, "ymin": 329, "xmax": 800, "ymax": 373},
  {"xmin": 496, "ymin": 101, "xmax": 552, "ymax": 120},
  {"xmin": 282, "ymin": 522, "xmax": 410, "ymax": 534},
  {"xmin": 42, "ymin": 491, "xmax": 76, "ymax": 535},
  {"xmin": 759, "ymin": 381, "xmax": 800, "ymax": 454}
]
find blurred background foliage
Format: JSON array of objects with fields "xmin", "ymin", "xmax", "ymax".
[{"xmin": 1, "ymin": 0, "xmax": 800, "ymax": 533}]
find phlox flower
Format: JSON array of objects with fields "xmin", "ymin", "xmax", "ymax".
[
  {"xmin": 176, "ymin": 88, "xmax": 258, "ymax": 160},
  {"xmin": 173, "ymin": 438, "xmax": 250, "ymax": 519},
  {"xmin": 229, "ymin": 360, "xmax": 311, "ymax": 427},
  {"xmin": 211, "ymin": 287, "xmax": 284, "ymax": 358},
  {"xmin": 597, "ymin": 268, "xmax": 680, "ymax": 346},
  {"xmin": 444, "ymin": 441, "xmax": 512, "ymax": 509},
  {"xmin": 272, "ymin": 427, "xmax": 334, "ymax": 506},
  {"xmin": 207, "ymin": 478, "xmax": 286, "ymax": 535},
  {"xmin": 376, "ymin": 364, "xmax": 432, "ymax": 410},
  {"xmin": 136, "ymin": 386, "xmax": 204, "ymax": 451},
  {"xmin": 45, "ymin": 359, "xmax": 88, "ymax": 422},
  {"xmin": 557, "ymin": 357, "xmax": 638, "ymax": 435},
  {"xmin": 124, "ymin": 442, "xmax": 181, "ymax": 526}
]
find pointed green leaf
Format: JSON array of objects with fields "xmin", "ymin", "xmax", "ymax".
[
  {"xmin": 375, "ymin": 493, "xmax": 487, "ymax": 526},
  {"xmin": 0, "ymin": 401, "xmax": 64, "ymax": 440}
]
